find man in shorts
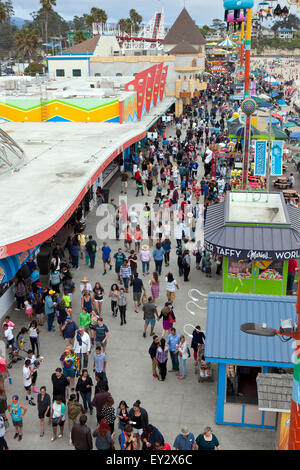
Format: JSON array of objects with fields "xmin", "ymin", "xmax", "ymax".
[
  {"xmin": 8, "ymin": 395, "xmax": 27, "ymax": 441},
  {"xmin": 102, "ymin": 242, "xmax": 112, "ymax": 275},
  {"xmin": 59, "ymin": 347, "xmax": 80, "ymax": 391},
  {"xmin": 23, "ymin": 359, "xmax": 36, "ymax": 406},
  {"xmin": 113, "ymin": 248, "xmax": 126, "ymax": 284},
  {"xmin": 132, "ymin": 273, "xmax": 146, "ymax": 313},
  {"xmin": 142, "ymin": 297, "xmax": 158, "ymax": 338},
  {"xmin": 121, "ymin": 171, "xmax": 129, "ymax": 194}
]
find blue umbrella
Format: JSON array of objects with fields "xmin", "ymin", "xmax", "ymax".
[
  {"xmin": 271, "ymin": 92, "xmax": 279, "ymax": 98},
  {"xmin": 290, "ymin": 132, "xmax": 300, "ymax": 140},
  {"xmin": 289, "ymin": 119, "xmax": 300, "ymax": 126},
  {"xmin": 266, "ymin": 117, "xmax": 280, "ymax": 124},
  {"xmin": 278, "ymin": 99, "xmax": 287, "ymax": 105}
]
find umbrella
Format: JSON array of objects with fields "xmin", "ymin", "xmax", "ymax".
[
  {"xmin": 272, "ymin": 113, "xmax": 283, "ymax": 120},
  {"xmin": 271, "ymin": 92, "xmax": 279, "ymax": 98},
  {"xmin": 288, "ymin": 119, "xmax": 300, "ymax": 126},
  {"xmin": 266, "ymin": 117, "xmax": 280, "ymax": 124},
  {"xmin": 219, "ymin": 37, "xmax": 233, "ymax": 48},
  {"xmin": 290, "ymin": 132, "xmax": 300, "ymax": 140},
  {"xmin": 283, "ymin": 122, "xmax": 296, "ymax": 128},
  {"xmin": 278, "ymin": 99, "xmax": 288, "ymax": 106},
  {"xmin": 258, "ymin": 93, "xmax": 271, "ymax": 101}
]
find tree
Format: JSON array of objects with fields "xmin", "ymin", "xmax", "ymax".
[
  {"xmin": 210, "ymin": 18, "xmax": 226, "ymax": 31},
  {"xmin": 27, "ymin": 8, "xmax": 69, "ymax": 47},
  {"xmin": 73, "ymin": 15, "xmax": 87, "ymax": 31},
  {"xmin": 199, "ymin": 25, "xmax": 213, "ymax": 37},
  {"xmin": 118, "ymin": 18, "xmax": 133, "ymax": 35},
  {"xmin": 73, "ymin": 30, "xmax": 87, "ymax": 45},
  {"xmin": 129, "ymin": 8, "xmax": 142, "ymax": 33},
  {"xmin": 15, "ymin": 27, "xmax": 40, "ymax": 63},
  {"xmin": 84, "ymin": 7, "xmax": 108, "ymax": 30},
  {"xmin": 271, "ymin": 13, "xmax": 300, "ymax": 31},
  {"xmin": 0, "ymin": 2, "xmax": 6, "ymax": 23},
  {"xmin": 40, "ymin": 0, "xmax": 56, "ymax": 44}
]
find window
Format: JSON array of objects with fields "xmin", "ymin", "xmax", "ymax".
[
  {"xmin": 72, "ymin": 69, "xmax": 81, "ymax": 77},
  {"xmin": 191, "ymin": 58, "xmax": 197, "ymax": 67},
  {"xmin": 116, "ymin": 73, "xmax": 123, "ymax": 77},
  {"xmin": 226, "ymin": 365, "xmax": 261, "ymax": 405},
  {"xmin": 95, "ymin": 73, "xmax": 101, "ymax": 77},
  {"xmin": 56, "ymin": 69, "xmax": 65, "ymax": 77},
  {"xmin": 257, "ymin": 260, "xmax": 283, "ymax": 280},
  {"xmin": 228, "ymin": 259, "xmax": 252, "ymax": 279}
]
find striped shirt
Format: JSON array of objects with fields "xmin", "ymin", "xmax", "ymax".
[{"xmin": 120, "ymin": 266, "xmax": 132, "ymax": 278}]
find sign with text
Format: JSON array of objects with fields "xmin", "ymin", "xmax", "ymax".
[
  {"xmin": 271, "ymin": 140, "xmax": 283, "ymax": 176},
  {"xmin": 254, "ymin": 140, "xmax": 267, "ymax": 176},
  {"xmin": 209, "ymin": 65, "xmax": 227, "ymax": 73}
]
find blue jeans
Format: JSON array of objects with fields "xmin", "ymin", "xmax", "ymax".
[
  {"xmin": 142, "ymin": 261, "xmax": 149, "ymax": 274},
  {"xmin": 287, "ymin": 272, "xmax": 295, "ymax": 292},
  {"xmin": 170, "ymin": 350, "xmax": 179, "ymax": 371},
  {"xmin": 47, "ymin": 313, "xmax": 55, "ymax": 332},
  {"xmin": 123, "ymin": 277, "xmax": 130, "ymax": 289},
  {"xmin": 136, "ymin": 187, "xmax": 144, "ymax": 197},
  {"xmin": 155, "ymin": 260, "xmax": 163, "ymax": 275},
  {"xmin": 80, "ymin": 390, "xmax": 93, "ymax": 412},
  {"xmin": 180, "ymin": 356, "xmax": 186, "ymax": 378},
  {"xmin": 72, "ymin": 255, "xmax": 79, "ymax": 269},
  {"xmin": 89, "ymin": 253, "xmax": 96, "ymax": 268}
]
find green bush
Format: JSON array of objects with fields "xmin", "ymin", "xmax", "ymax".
[{"xmin": 24, "ymin": 61, "xmax": 45, "ymax": 76}]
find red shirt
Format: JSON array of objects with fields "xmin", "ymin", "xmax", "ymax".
[
  {"xmin": 288, "ymin": 259, "xmax": 298, "ymax": 273},
  {"xmin": 160, "ymin": 443, "xmax": 171, "ymax": 450}
]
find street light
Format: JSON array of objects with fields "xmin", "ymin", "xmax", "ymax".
[{"xmin": 240, "ymin": 277, "xmax": 300, "ymax": 449}]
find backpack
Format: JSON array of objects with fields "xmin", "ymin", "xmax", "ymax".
[
  {"xmin": 91, "ymin": 241, "xmax": 97, "ymax": 253},
  {"xmin": 187, "ymin": 347, "xmax": 191, "ymax": 358}
]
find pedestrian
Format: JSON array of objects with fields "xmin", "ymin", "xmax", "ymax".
[
  {"xmin": 101, "ymin": 242, "xmax": 112, "ymax": 275},
  {"xmin": 153, "ymin": 243, "xmax": 165, "ymax": 276},
  {"xmin": 29, "ymin": 320, "xmax": 40, "ymax": 357},
  {"xmin": 287, "ymin": 259, "xmax": 298, "ymax": 294},
  {"xmin": 93, "ymin": 282, "xmax": 105, "ymax": 315},
  {"xmin": 93, "ymin": 346, "xmax": 107, "ymax": 380},
  {"xmin": 37, "ymin": 386, "xmax": 51, "ymax": 437},
  {"xmin": 23, "ymin": 359, "xmax": 35, "ymax": 406},
  {"xmin": 49, "ymin": 265, "xmax": 61, "ymax": 294},
  {"xmin": 128, "ymin": 400, "xmax": 148, "ymax": 450},
  {"xmin": 148, "ymin": 335, "xmax": 160, "ymax": 380},
  {"xmin": 173, "ymin": 426, "xmax": 197, "ymax": 450},
  {"xmin": 71, "ymin": 239, "xmax": 80, "ymax": 269},
  {"xmin": 120, "ymin": 260, "xmax": 132, "ymax": 292},
  {"xmin": 51, "ymin": 367, "xmax": 69, "ymax": 403},
  {"xmin": 92, "ymin": 383, "xmax": 112, "ymax": 424},
  {"xmin": 149, "ymin": 272, "xmax": 160, "ymax": 306},
  {"xmin": 67, "ymin": 393, "xmax": 83, "ymax": 445},
  {"xmin": 45, "ymin": 289, "xmax": 55, "ymax": 333},
  {"xmin": 134, "ymin": 225, "xmax": 142, "ymax": 252},
  {"xmin": 85, "ymin": 235, "xmax": 97, "ymax": 269},
  {"xmin": 191, "ymin": 326, "xmax": 205, "ymax": 363},
  {"xmin": 182, "ymin": 249, "xmax": 191, "ymax": 281},
  {"xmin": 143, "ymin": 424, "xmax": 164, "ymax": 450},
  {"xmin": 113, "ymin": 248, "xmax": 126, "ymax": 284},
  {"xmin": 177, "ymin": 335, "xmax": 189, "ymax": 380},
  {"xmin": 139, "ymin": 244, "xmax": 151, "ymax": 276},
  {"xmin": 128, "ymin": 249, "xmax": 138, "ymax": 277},
  {"xmin": 14, "ymin": 276, "xmax": 26, "ymax": 311},
  {"xmin": 121, "ymin": 423, "xmax": 137, "ymax": 450},
  {"xmin": 117, "ymin": 400, "xmax": 130, "ymax": 434},
  {"xmin": 8, "ymin": 395, "xmax": 27, "ymax": 442},
  {"xmin": 94, "ymin": 318, "xmax": 110, "ymax": 353},
  {"xmin": 155, "ymin": 338, "xmax": 169, "ymax": 381},
  {"xmin": 61, "ymin": 314, "xmax": 78, "ymax": 347},
  {"xmin": 60, "ymin": 347, "xmax": 80, "ymax": 391},
  {"xmin": 117, "ymin": 287, "xmax": 128, "ymax": 326},
  {"xmin": 93, "ymin": 418, "xmax": 114, "ymax": 450},
  {"xmin": 195, "ymin": 426, "xmax": 221, "ymax": 450},
  {"xmin": 0, "ymin": 414, "xmax": 8, "ymax": 450},
  {"xmin": 78, "ymin": 308, "xmax": 91, "ymax": 332},
  {"xmin": 74, "ymin": 328, "xmax": 91, "ymax": 370},
  {"xmin": 51, "ymin": 396, "xmax": 66, "ymax": 442},
  {"xmin": 124, "ymin": 226, "xmax": 133, "ymax": 253},
  {"xmin": 80, "ymin": 277, "xmax": 92, "ymax": 296},
  {"xmin": 71, "ymin": 414, "xmax": 93, "ymax": 450},
  {"xmin": 158, "ymin": 302, "xmax": 175, "ymax": 337},
  {"xmin": 165, "ymin": 272, "xmax": 179, "ymax": 304},
  {"xmin": 102, "ymin": 397, "xmax": 116, "ymax": 433},
  {"xmin": 81, "ymin": 291, "xmax": 93, "ymax": 314},
  {"xmin": 76, "ymin": 369, "xmax": 93, "ymax": 415},
  {"xmin": 132, "ymin": 273, "xmax": 146, "ymax": 313},
  {"xmin": 161, "ymin": 238, "xmax": 171, "ymax": 267},
  {"xmin": 142, "ymin": 297, "xmax": 158, "ymax": 338},
  {"xmin": 167, "ymin": 328, "xmax": 180, "ymax": 374},
  {"xmin": 155, "ymin": 439, "xmax": 171, "ymax": 450},
  {"xmin": 109, "ymin": 284, "xmax": 119, "ymax": 318}
]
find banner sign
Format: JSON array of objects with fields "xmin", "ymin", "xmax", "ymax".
[
  {"xmin": 209, "ymin": 65, "xmax": 227, "ymax": 73},
  {"xmin": 254, "ymin": 140, "xmax": 267, "ymax": 176},
  {"xmin": 271, "ymin": 140, "xmax": 283, "ymax": 176}
]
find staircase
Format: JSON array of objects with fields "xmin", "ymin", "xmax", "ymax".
[{"xmin": 152, "ymin": 13, "xmax": 161, "ymax": 39}]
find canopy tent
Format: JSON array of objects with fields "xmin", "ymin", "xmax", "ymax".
[
  {"xmin": 219, "ymin": 36, "xmax": 233, "ymax": 48},
  {"xmin": 270, "ymin": 125, "xmax": 288, "ymax": 140},
  {"xmin": 266, "ymin": 117, "xmax": 280, "ymax": 124},
  {"xmin": 272, "ymin": 113, "xmax": 284, "ymax": 120},
  {"xmin": 228, "ymin": 119, "xmax": 288, "ymax": 140},
  {"xmin": 258, "ymin": 93, "xmax": 271, "ymax": 101},
  {"xmin": 278, "ymin": 99, "xmax": 288, "ymax": 106},
  {"xmin": 283, "ymin": 122, "xmax": 296, "ymax": 128}
]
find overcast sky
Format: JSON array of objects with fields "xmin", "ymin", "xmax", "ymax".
[{"xmin": 11, "ymin": 0, "xmax": 225, "ymax": 26}]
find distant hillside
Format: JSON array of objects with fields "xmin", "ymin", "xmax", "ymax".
[{"xmin": 11, "ymin": 17, "xmax": 26, "ymax": 29}]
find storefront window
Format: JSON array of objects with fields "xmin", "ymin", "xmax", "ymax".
[
  {"xmin": 257, "ymin": 260, "xmax": 283, "ymax": 280},
  {"xmin": 228, "ymin": 258, "xmax": 252, "ymax": 279}
]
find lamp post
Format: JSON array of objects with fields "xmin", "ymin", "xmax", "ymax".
[{"xmin": 241, "ymin": 277, "xmax": 300, "ymax": 450}]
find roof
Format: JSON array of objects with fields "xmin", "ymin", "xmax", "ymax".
[
  {"xmin": 62, "ymin": 35, "xmax": 100, "ymax": 54},
  {"xmin": 204, "ymin": 196, "xmax": 300, "ymax": 260},
  {"xmin": 163, "ymin": 8, "xmax": 206, "ymax": 46},
  {"xmin": 205, "ymin": 292, "xmax": 296, "ymax": 366},
  {"xmin": 168, "ymin": 41, "xmax": 198, "ymax": 55},
  {"xmin": 257, "ymin": 373, "xmax": 293, "ymax": 412}
]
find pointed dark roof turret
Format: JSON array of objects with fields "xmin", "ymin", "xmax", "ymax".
[
  {"xmin": 168, "ymin": 40, "xmax": 198, "ymax": 55},
  {"xmin": 163, "ymin": 8, "xmax": 206, "ymax": 45}
]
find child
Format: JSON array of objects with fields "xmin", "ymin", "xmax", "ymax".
[
  {"xmin": 200, "ymin": 355, "xmax": 211, "ymax": 377},
  {"xmin": 24, "ymin": 296, "xmax": 34, "ymax": 322}
]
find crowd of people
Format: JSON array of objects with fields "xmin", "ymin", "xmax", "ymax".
[{"xmin": 0, "ymin": 59, "xmax": 299, "ymax": 451}]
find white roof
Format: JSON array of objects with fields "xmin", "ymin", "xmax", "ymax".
[{"xmin": 0, "ymin": 97, "xmax": 174, "ymax": 252}]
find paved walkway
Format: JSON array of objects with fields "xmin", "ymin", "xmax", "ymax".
[{"xmin": 2, "ymin": 122, "xmax": 275, "ymax": 451}]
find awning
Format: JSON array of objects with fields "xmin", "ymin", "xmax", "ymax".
[{"xmin": 0, "ymin": 245, "xmax": 40, "ymax": 284}]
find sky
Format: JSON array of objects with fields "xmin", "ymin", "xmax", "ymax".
[{"xmin": 10, "ymin": 0, "xmax": 226, "ymax": 26}]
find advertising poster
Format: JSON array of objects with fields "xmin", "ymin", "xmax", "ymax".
[
  {"xmin": 254, "ymin": 140, "xmax": 267, "ymax": 176},
  {"xmin": 271, "ymin": 140, "xmax": 283, "ymax": 176}
]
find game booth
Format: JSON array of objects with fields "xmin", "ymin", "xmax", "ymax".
[{"xmin": 204, "ymin": 191, "xmax": 300, "ymax": 296}]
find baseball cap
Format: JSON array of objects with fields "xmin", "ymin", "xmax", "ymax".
[
  {"xmin": 66, "ymin": 315, "xmax": 72, "ymax": 321},
  {"xmin": 12, "ymin": 395, "xmax": 19, "ymax": 401}
]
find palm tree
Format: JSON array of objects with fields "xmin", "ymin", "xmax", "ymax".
[
  {"xmin": 73, "ymin": 30, "xmax": 87, "ymax": 45},
  {"xmin": 40, "ymin": 0, "xmax": 56, "ymax": 45},
  {"xmin": 85, "ymin": 7, "xmax": 107, "ymax": 30},
  {"xmin": 129, "ymin": 9, "xmax": 142, "ymax": 34},
  {"xmin": 15, "ymin": 28, "xmax": 40, "ymax": 64},
  {"xmin": 0, "ymin": 1, "xmax": 7, "ymax": 23}
]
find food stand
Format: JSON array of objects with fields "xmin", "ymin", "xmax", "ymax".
[{"xmin": 204, "ymin": 191, "xmax": 300, "ymax": 295}]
